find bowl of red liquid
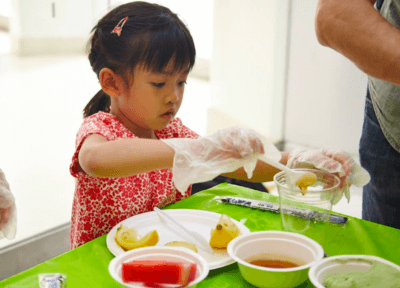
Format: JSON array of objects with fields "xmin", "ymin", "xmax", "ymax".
[
  {"xmin": 227, "ymin": 231, "xmax": 324, "ymax": 288},
  {"xmin": 108, "ymin": 246, "xmax": 209, "ymax": 287}
]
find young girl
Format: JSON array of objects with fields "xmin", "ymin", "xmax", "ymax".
[{"xmin": 70, "ymin": 1, "xmax": 359, "ymax": 249}]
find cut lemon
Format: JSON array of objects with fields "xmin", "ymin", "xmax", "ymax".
[
  {"xmin": 209, "ymin": 214, "xmax": 241, "ymax": 249},
  {"xmin": 115, "ymin": 224, "xmax": 159, "ymax": 251}
]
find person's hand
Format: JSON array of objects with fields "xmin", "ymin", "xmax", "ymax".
[
  {"xmin": 161, "ymin": 126, "xmax": 281, "ymax": 193},
  {"xmin": 0, "ymin": 169, "xmax": 16, "ymax": 240},
  {"xmin": 287, "ymin": 149, "xmax": 370, "ymax": 204}
]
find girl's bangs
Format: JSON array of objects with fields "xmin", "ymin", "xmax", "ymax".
[{"xmin": 143, "ymin": 25, "xmax": 195, "ymax": 73}]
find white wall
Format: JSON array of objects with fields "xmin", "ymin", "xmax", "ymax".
[
  {"xmin": 0, "ymin": 0, "xmax": 11, "ymax": 32},
  {"xmin": 209, "ymin": 0, "xmax": 366, "ymax": 154},
  {"xmin": 10, "ymin": 0, "xmax": 97, "ymax": 55},
  {"xmin": 208, "ymin": 0, "xmax": 284, "ymax": 143},
  {"xmin": 0, "ymin": 0, "xmax": 11, "ymax": 17},
  {"xmin": 11, "ymin": 0, "xmax": 92, "ymax": 38},
  {"xmin": 284, "ymin": 0, "xmax": 367, "ymax": 155}
]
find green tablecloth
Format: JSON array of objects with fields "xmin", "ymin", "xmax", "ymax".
[{"xmin": 2, "ymin": 183, "xmax": 400, "ymax": 287}]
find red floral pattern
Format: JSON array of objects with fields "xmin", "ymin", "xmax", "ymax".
[{"xmin": 69, "ymin": 112, "xmax": 199, "ymax": 249}]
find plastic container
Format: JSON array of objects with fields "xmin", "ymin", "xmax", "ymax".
[
  {"xmin": 226, "ymin": 231, "xmax": 324, "ymax": 288},
  {"xmin": 308, "ymin": 255, "xmax": 400, "ymax": 287},
  {"xmin": 274, "ymin": 169, "xmax": 340, "ymax": 246},
  {"xmin": 108, "ymin": 246, "xmax": 209, "ymax": 288}
]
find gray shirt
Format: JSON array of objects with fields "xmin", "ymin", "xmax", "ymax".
[{"xmin": 367, "ymin": 0, "xmax": 400, "ymax": 152}]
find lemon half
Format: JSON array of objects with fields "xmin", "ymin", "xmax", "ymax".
[
  {"xmin": 115, "ymin": 224, "xmax": 159, "ymax": 251},
  {"xmin": 209, "ymin": 214, "xmax": 241, "ymax": 249}
]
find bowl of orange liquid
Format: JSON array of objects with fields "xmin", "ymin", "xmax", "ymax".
[{"xmin": 227, "ymin": 231, "xmax": 324, "ymax": 288}]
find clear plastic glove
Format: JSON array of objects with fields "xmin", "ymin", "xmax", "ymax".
[
  {"xmin": 161, "ymin": 127, "xmax": 282, "ymax": 194},
  {"xmin": 287, "ymin": 149, "xmax": 370, "ymax": 204},
  {"xmin": 0, "ymin": 169, "xmax": 17, "ymax": 240}
]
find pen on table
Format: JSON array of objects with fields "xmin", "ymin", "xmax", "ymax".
[{"xmin": 215, "ymin": 196, "xmax": 348, "ymax": 224}]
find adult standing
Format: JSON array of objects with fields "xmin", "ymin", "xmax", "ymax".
[{"xmin": 315, "ymin": 0, "xmax": 400, "ymax": 228}]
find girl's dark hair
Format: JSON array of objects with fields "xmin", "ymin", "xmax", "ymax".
[{"xmin": 83, "ymin": 1, "xmax": 196, "ymax": 118}]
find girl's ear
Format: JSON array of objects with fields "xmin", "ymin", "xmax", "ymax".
[{"xmin": 99, "ymin": 68, "xmax": 126, "ymax": 98}]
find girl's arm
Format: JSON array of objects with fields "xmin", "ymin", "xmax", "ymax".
[
  {"xmin": 79, "ymin": 133, "xmax": 289, "ymax": 181},
  {"xmin": 315, "ymin": 0, "xmax": 400, "ymax": 86},
  {"xmin": 79, "ymin": 134, "xmax": 175, "ymax": 177},
  {"xmin": 221, "ymin": 152, "xmax": 289, "ymax": 182}
]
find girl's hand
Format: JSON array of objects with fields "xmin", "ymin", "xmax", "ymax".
[
  {"xmin": 162, "ymin": 127, "xmax": 278, "ymax": 193},
  {"xmin": 205, "ymin": 127, "xmax": 265, "ymax": 160},
  {"xmin": 0, "ymin": 169, "xmax": 17, "ymax": 240},
  {"xmin": 287, "ymin": 149, "xmax": 370, "ymax": 204}
]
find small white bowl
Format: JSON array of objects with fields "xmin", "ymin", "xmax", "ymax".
[
  {"xmin": 308, "ymin": 254, "xmax": 400, "ymax": 288},
  {"xmin": 227, "ymin": 231, "xmax": 324, "ymax": 288},
  {"xmin": 108, "ymin": 246, "xmax": 209, "ymax": 288}
]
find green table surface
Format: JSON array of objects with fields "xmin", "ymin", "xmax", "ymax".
[{"xmin": 2, "ymin": 183, "xmax": 400, "ymax": 288}]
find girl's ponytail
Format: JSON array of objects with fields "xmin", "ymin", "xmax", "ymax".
[{"xmin": 83, "ymin": 90, "xmax": 111, "ymax": 118}]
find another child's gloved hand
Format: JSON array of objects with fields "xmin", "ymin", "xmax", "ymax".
[
  {"xmin": 161, "ymin": 126, "xmax": 282, "ymax": 194},
  {"xmin": 0, "ymin": 169, "xmax": 16, "ymax": 240},
  {"xmin": 287, "ymin": 149, "xmax": 370, "ymax": 204}
]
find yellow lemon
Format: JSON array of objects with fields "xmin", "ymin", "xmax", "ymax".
[
  {"xmin": 115, "ymin": 225, "xmax": 159, "ymax": 251},
  {"xmin": 209, "ymin": 214, "xmax": 241, "ymax": 249}
]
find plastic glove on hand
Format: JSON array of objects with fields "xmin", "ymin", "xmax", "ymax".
[
  {"xmin": 0, "ymin": 169, "xmax": 16, "ymax": 240},
  {"xmin": 161, "ymin": 127, "xmax": 282, "ymax": 193},
  {"xmin": 287, "ymin": 149, "xmax": 370, "ymax": 204}
]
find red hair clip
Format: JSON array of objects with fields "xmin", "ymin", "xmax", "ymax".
[{"xmin": 111, "ymin": 16, "xmax": 128, "ymax": 37}]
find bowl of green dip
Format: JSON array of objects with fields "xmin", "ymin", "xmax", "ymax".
[{"xmin": 308, "ymin": 255, "xmax": 400, "ymax": 288}]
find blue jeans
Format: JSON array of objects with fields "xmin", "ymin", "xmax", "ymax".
[{"xmin": 359, "ymin": 88, "xmax": 400, "ymax": 229}]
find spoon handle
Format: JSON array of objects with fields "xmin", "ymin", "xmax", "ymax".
[
  {"xmin": 258, "ymin": 155, "xmax": 299, "ymax": 189},
  {"xmin": 153, "ymin": 208, "xmax": 213, "ymax": 254},
  {"xmin": 259, "ymin": 155, "xmax": 292, "ymax": 173}
]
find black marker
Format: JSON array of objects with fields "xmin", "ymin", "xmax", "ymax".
[{"xmin": 215, "ymin": 196, "xmax": 348, "ymax": 224}]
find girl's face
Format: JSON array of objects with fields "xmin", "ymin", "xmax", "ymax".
[{"xmin": 111, "ymin": 59, "xmax": 189, "ymax": 138}]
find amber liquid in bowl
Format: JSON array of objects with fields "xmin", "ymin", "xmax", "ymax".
[
  {"xmin": 249, "ymin": 259, "xmax": 300, "ymax": 268},
  {"xmin": 246, "ymin": 254, "xmax": 306, "ymax": 269}
]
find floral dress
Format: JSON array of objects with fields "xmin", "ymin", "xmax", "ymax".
[{"xmin": 69, "ymin": 112, "xmax": 199, "ymax": 249}]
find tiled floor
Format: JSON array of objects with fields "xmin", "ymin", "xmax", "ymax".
[{"xmin": 0, "ymin": 31, "xmax": 363, "ymax": 253}]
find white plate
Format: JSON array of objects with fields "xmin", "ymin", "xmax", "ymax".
[{"xmin": 106, "ymin": 209, "xmax": 250, "ymax": 270}]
